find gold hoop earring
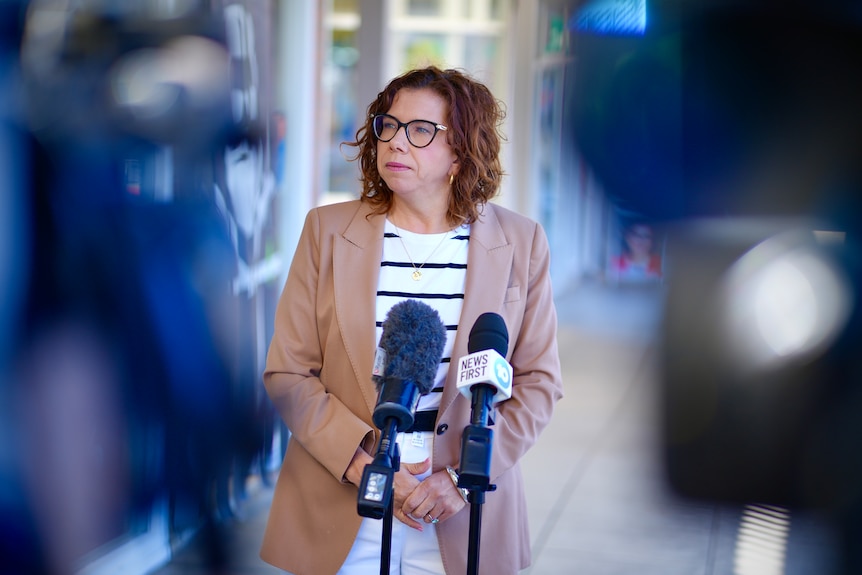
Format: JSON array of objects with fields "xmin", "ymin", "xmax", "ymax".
[{"xmin": 449, "ymin": 174, "xmax": 454, "ymax": 186}]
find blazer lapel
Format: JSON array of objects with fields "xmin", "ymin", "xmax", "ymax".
[
  {"xmin": 333, "ymin": 202, "xmax": 385, "ymax": 418},
  {"xmin": 440, "ymin": 204, "xmax": 513, "ymax": 414}
]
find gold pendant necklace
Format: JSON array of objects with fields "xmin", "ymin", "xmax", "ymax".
[{"xmin": 392, "ymin": 222, "xmax": 451, "ymax": 281}]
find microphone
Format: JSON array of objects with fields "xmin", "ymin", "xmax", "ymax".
[
  {"xmin": 457, "ymin": 312, "xmax": 512, "ymax": 492},
  {"xmin": 456, "ymin": 313, "xmax": 514, "ymax": 408},
  {"xmin": 371, "ymin": 299, "xmax": 446, "ymax": 432},
  {"xmin": 358, "ymin": 299, "xmax": 446, "ymax": 519}
]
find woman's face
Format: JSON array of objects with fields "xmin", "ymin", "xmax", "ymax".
[{"xmin": 376, "ymin": 88, "xmax": 458, "ymax": 203}]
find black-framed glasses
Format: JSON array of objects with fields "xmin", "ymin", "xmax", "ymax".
[{"xmin": 371, "ymin": 114, "xmax": 448, "ymax": 148}]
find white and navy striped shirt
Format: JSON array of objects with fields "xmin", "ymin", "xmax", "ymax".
[{"xmin": 375, "ymin": 219, "xmax": 470, "ymax": 413}]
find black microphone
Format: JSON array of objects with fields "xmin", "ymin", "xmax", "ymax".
[
  {"xmin": 456, "ymin": 312, "xmax": 513, "ymax": 421},
  {"xmin": 458, "ymin": 312, "xmax": 510, "ymax": 492},
  {"xmin": 371, "ymin": 299, "xmax": 446, "ymax": 432},
  {"xmin": 463, "ymin": 312, "xmax": 510, "ymax": 425},
  {"xmin": 358, "ymin": 299, "xmax": 446, "ymax": 519},
  {"xmin": 468, "ymin": 312, "xmax": 509, "ymax": 355}
]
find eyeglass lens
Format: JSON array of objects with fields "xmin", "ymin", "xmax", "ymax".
[{"xmin": 373, "ymin": 115, "xmax": 439, "ymax": 148}]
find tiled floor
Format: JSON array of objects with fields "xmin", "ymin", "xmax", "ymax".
[{"xmin": 150, "ymin": 281, "xmax": 843, "ymax": 575}]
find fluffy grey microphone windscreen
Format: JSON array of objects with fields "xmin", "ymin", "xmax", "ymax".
[{"xmin": 375, "ymin": 299, "xmax": 446, "ymax": 395}]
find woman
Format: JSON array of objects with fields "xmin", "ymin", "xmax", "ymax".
[{"xmin": 260, "ymin": 66, "xmax": 563, "ymax": 575}]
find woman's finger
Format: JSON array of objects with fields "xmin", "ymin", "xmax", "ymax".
[{"xmin": 394, "ymin": 507, "xmax": 424, "ymax": 531}]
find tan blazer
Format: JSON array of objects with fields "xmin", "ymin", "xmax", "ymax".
[{"xmin": 260, "ymin": 199, "xmax": 563, "ymax": 575}]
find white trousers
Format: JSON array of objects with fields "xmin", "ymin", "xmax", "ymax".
[{"xmin": 337, "ymin": 430, "xmax": 445, "ymax": 575}]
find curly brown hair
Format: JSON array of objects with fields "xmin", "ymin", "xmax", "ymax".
[{"xmin": 344, "ymin": 66, "xmax": 506, "ymax": 228}]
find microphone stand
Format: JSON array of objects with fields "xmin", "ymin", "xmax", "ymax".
[
  {"xmin": 358, "ymin": 374, "xmax": 427, "ymax": 574},
  {"xmin": 380, "ymin": 443, "xmax": 400, "ymax": 575},
  {"xmin": 357, "ymin": 417, "xmax": 401, "ymax": 575},
  {"xmin": 458, "ymin": 385, "xmax": 497, "ymax": 575}
]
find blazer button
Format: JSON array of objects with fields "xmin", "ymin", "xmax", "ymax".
[{"xmin": 436, "ymin": 423, "xmax": 448, "ymax": 435}]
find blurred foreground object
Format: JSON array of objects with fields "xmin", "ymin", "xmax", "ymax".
[
  {"xmin": 569, "ymin": 0, "xmax": 862, "ymax": 222},
  {"xmin": 0, "ymin": 2, "xmax": 265, "ymax": 573},
  {"xmin": 20, "ymin": 0, "xmax": 232, "ymax": 153},
  {"xmin": 570, "ymin": 1, "xmax": 862, "ymax": 572},
  {"xmin": 662, "ymin": 218, "xmax": 860, "ymax": 507},
  {"xmin": 570, "ymin": 0, "xmax": 862, "ymax": 502}
]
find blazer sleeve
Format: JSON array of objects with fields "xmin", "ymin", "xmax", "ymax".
[
  {"xmin": 490, "ymin": 220, "xmax": 564, "ymax": 481},
  {"xmin": 263, "ymin": 208, "xmax": 374, "ymax": 482}
]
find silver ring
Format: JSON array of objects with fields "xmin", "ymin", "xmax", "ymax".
[{"xmin": 431, "ymin": 517, "xmax": 439, "ymax": 524}]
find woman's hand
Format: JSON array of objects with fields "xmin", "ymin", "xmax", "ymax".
[
  {"xmin": 346, "ymin": 449, "xmax": 466, "ymax": 530},
  {"xmin": 402, "ymin": 466, "xmax": 466, "ymax": 531},
  {"xmin": 390, "ymin": 458, "xmax": 430, "ymax": 529},
  {"xmin": 345, "ymin": 450, "xmax": 432, "ymax": 529}
]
